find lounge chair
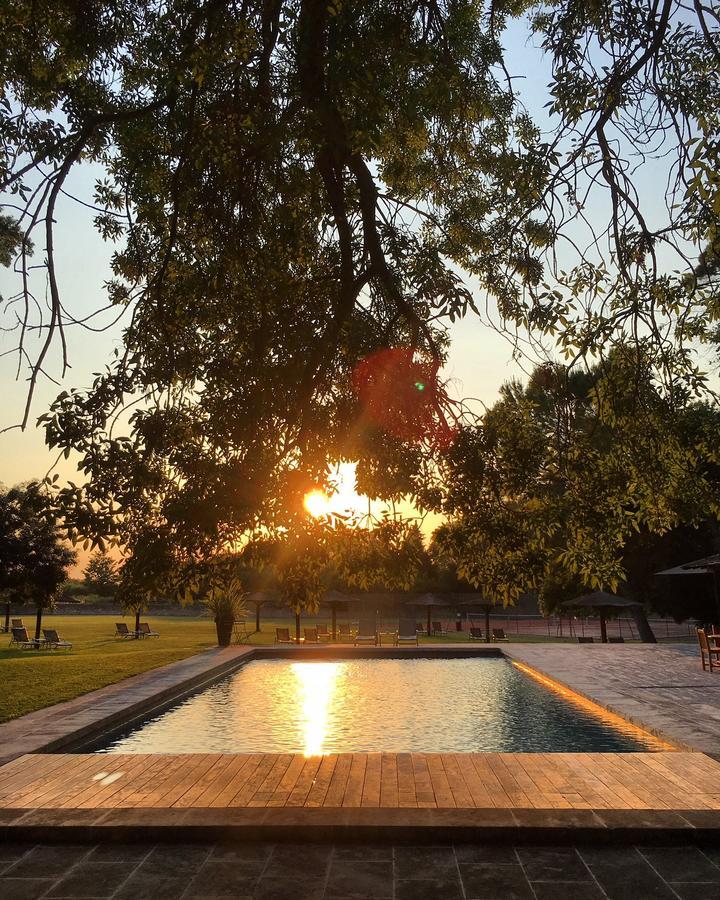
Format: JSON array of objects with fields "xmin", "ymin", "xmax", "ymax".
[
  {"xmin": 492, "ymin": 628, "xmax": 509, "ymax": 642},
  {"xmin": 698, "ymin": 628, "xmax": 720, "ymax": 672},
  {"xmin": 137, "ymin": 622, "xmax": 159, "ymax": 638},
  {"xmin": 9, "ymin": 626, "xmax": 42, "ymax": 649},
  {"xmin": 275, "ymin": 627, "xmax": 294, "ymax": 644},
  {"xmin": 354, "ymin": 617, "xmax": 377, "ymax": 646},
  {"xmin": 608, "ymin": 636, "xmax": 625, "ymax": 644},
  {"xmin": 416, "ymin": 621, "xmax": 424, "ymax": 633},
  {"xmin": 577, "ymin": 636, "xmax": 595, "ymax": 643},
  {"xmin": 115, "ymin": 622, "xmax": 137, "ymax": 639},
  {"xmin": 337, "ymin": 628, "xmax": 354, "ymax": 642},
  {"xmin": 11, "ymin": 618, "xmax": 24, "ymax": 629},
  {"xmin": 395, "ymin": 618, "xmax": 418, "ymax": 646},
  {"xmin": 303, "ymin": 627, "xmax": 319, "ymax": 643},
  {"xmin": 42, "ymin": 628, "xmax": 72, "ymax": 650},
  {"xmin": 431, "ymin": 620, "xmax": 445, "ymax": 635},
  {"xmin": 469, "ymin": 627, "xmax": 484, "ymax": 640},
  {"xmin": 316, "ymin": 624, "xmax": 331, "ymax": 642}
]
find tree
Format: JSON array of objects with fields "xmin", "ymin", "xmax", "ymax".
[
  {"xmin": 275, "ymin": 521, "xmax": 330, "ymax": 642},
  {"xmin": 428, "ymin": 357, "xmax": 720, "ymax": 608},
  {"xmin": 83, "ymin": 552, "xmax": 119, "ymax": 597},
  {"xmin": 0, "ymin": 482, "xmax": 76, "ymax": 643}
]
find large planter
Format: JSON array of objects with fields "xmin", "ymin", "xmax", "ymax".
[{"xmin": 215, "ymin": 616, "xmax": 234, "ymax": 647}]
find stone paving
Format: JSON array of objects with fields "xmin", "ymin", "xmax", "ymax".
[
  {"xmin": 3, "ymin": 840, "xmax": 720, "ymax": 899},
  {"xmin": 503, "ymin": 643, "xmax": 720, "ymax": 755}
]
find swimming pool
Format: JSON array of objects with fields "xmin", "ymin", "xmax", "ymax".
[{"xmin": 94, "ymin": 657, "xmax": 666, "ymax": 754}]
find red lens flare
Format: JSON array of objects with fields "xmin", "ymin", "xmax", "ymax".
[{"xmin": 352, "ymin": 347, "xmax": 456, "ymax": 448}]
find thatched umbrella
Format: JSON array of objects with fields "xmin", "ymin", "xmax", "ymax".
[
  {"xmin": 560, "ymin": 591, "xmax": 654, "ymax": 643},
  {"xmin": 656, "ymin": 554, "xmax": 720, "ymax": 625}
]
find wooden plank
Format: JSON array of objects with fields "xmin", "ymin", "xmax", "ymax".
[
  {"xmin": 145, "ymin": 754, "xmax": 219, "ymax": 808},
  {"xmin": 341, "ymin": 754, "xmax": 367, "ymax": 807},
  {"xmin": 197, "ymin": 754, "xmax": 260, "ymax": 807},
  {"xmin": 426, "ymin": 754, "xmax": 456, "ymax": 808},
  {"xmin": 0, "ymin": 754, "xmax": 70, "ymax": 798},
  {"xmin": 172, "ymin": 754, "xmax": 237, "ymax": 808},
  {"xmin": 305, "ymin": 754, "xmax": 338, "ymax": 807},
  {"xmin": 248, "ymin": 754, "xmax": 294, "ymax": 807},
  {"xmin": 266, "ymin": 754, "xmax": 306, "ymax": 807},
  {"xmin": 111, "ymin": 755, "xmax": 192, "ymax": 809},
  {"xmin": 18, "ymin": 755, "xmax": 125, "ymax": 809},
  {"xmin": 469, "ymin": 754, "xmax": 513, "ymax": 808},
  {"xmin": 379, "ymin": 753, "xmax": 399, "ymax": 808},
  {"xmin": 285, "ymin": 756, "xmax": 322, "ymax": 807},
  {"xmin": 513, "ymin": 754, "xmax": 572, "ymax": 809},
  {"xmin": 396, "ymin": 752, "xmax": 417, "ymax": 808},
  {"xmin": 125, "ymin": 754, "xmax": 194, "ymax": 808},
  {"xmin": 485, "ymin": 755, "xmax": 533, "ymax": 808},
  {"xmin": 361, "ymin": 752, "xmax": 382, "ymax": 807},
  {"xmin": 323, "ymin": 753, "xmax": 353, "ymax": 808},
  {"xmin": 411, "ymin": 754, "xmax": 436, "ymax": 808},
  {"xmin": 229, "ymin": 755, "xmax": 278, "ymax": 807}
]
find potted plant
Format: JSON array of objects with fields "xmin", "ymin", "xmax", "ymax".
[{"xmin": 205, "ymin": 575, "xmax": 247, "ymax": 646}]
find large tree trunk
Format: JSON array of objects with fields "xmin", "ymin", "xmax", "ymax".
[
  {"xmin": 135, "ymin": 608, "xmax": 141, "ymax": 637},
  {"xmin": 255, "ymin": 603, "xmax": 261, "ymax": 633},
  {"xmin": 485, "ymin": 607, "xmax": 491, "ymax": 644},
  {"xmin": 295, "ymin": 610, "xmax": 301, "ymax": 643},
  {"xmin": 4, "ymin": 601, "xmax": 9, "ymax": 634},
  {"xmin": 331, "ymin": 605, "xmax": 337, "ymax": 641},
  {"xmin": 631, "ymin": 608, "xmax": 657, "ymax": 643}
]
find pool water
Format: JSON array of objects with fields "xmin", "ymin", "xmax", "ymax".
[{"xmin": 96, "ymin": 657, "xmax": 664, "ymax": 754}]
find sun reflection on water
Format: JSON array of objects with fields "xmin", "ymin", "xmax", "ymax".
[{"xmin": 291, "ymin": 662, "xmax": 341, "ymax": 756}]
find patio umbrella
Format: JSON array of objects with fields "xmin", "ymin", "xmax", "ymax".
[
  {"xmin": 656, "ymin": 554, "xmax": 720, "ymax": 625},
  {"xmin": 323, "ymin": 590, "xmax": 352, "ymax": 640},
  {"xmin": 560, "ymin": 591, "xmax": 653, "ymax": 643},
  {"xmin": 407, "ymin": 593, "xmax": 447, "ymax": 636},
  {"xmin": 456, "ymin": 596, "xmax": 494, "ymax": 643}
]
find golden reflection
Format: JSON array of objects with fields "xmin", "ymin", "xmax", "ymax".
[{"xmin": 292, "ymin": 662, "xmax": 341, "ymax": 755}]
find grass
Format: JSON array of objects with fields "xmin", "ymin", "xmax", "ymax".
[{"xmin": 0, "ymin": 615, "xmax": 216, "ymax": 723}]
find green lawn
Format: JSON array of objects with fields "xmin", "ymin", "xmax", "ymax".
[{"xmin": 0, "ymin": 615, "xmax": 217, "ymax": 723}]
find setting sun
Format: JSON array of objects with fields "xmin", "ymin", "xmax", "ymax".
[{"xmin": 304, "ymin": 490, "xmax": 331, "ymax": 518}]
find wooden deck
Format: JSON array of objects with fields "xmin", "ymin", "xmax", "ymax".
[{"xmin": 2, "ymin": 752, "xmax": 720, "ymax": 811}]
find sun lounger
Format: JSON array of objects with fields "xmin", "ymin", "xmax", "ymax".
[
  {"xmin": 9, "ymin": 626, "xmax": 42, "ymax": 649},
  {"xmin": 354, "ymin": 617, "xmax": 377, "ymax": 646},
  {"xmin": 275, "ymin": 627, "xmax": 294, "ymax": 644},
  {"xmin": 577, "ymin": 636, "xmax": 595, "ymax": 643},
  {"xmin": 469, "ymin": 627, "xmax": 484, "ymax": 640},
  {"xmin": 115, "ymin": 622, "xmax": 137, "ymax": 639},
  {"xmin": 303, "ymin": 627, "xmax": 319, "ymax": 643},
  {"xmin": 137, "ymin": 622, "xmax": 159, "ymax": 638},
  {"xmin": 415, "ymin": 621, "xmax": 424, "ymax": 634},
  {"xmin": 42, "ymin": 628, "xmax": 72, "ymax": 650},
  {"xmin": 608, "ymin": 636, "xmax": 625, "ymax": 643},
  {"xmin": 431, "ymin": 620, "xmax": 445, "ymax": 635},
  {"xmin": 316, "ymin": 624, "xmax": 331, "ymax": 641},
  {"xmin": 492, "ymin": 628, "xmax": 509, "ymax": 642},
  {"xmin": 337, "ymin": 628, "xmax": 354, "ymax": 642},
  {"xmin": 11, "ymin": 618, "xmax": 24, "ymax": 629},
  {"xmin": 395, "ymin": 618, "xmax": 418, "ymax": 646}
]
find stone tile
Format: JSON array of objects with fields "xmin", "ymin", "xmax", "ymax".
[
  {"xmin": 580, "ymin": 847, "xmax": 678, "ymax": 900},
  {"xmin": 454, "ymin": 844, "xmax": 518, "ymax": 865},
  {"xmin": 333, "ymin": 845, "xmax": 393, "ymax": 861},
  {"xmin": 183, "ymin": 860, "xmax": 261, "ymax": 897},
  {"xmin": 395, "ymin": 876, "xmax": 463, "ymax": 900},
  {"xmin": 672, "ymin": 884, "xmax": 720, "ymax": 900},
  {"xmin": 516, "ymin": 846, "xmax": 591, "ymax": 882},
  {"xmin": 210, "ymin": 844, "xmax": 274, "ymax": 862},
  {"xmin": 87, "ymin": 843, "xmax": 152, "ymax": 862},
  {"xmin": 47, "ymin": 861, "xmax": 130, "ymax": 897},
  {"xmin": 253, "ymin": 873, "xmax": 325, "ymax": 900},
  {"xmin": 532, "ymin": 883, "xmax": 606, "ymax": 900},
  {"xmin": 459, "ymin": 863, "xmax": 534, "ymax": 900},
  {"xmin": 136, "ymin": 844, "xmax": 211, "ymax": 878},
  {"xmin": 393, "ymin": 845, "xmax": 456, "ymax": 879},
  {"xmin": 114, "ymin": 873, "xmax": 189, "ymax": 900},
  {"xmin": 266, "ymin": 844, "xmax": 332, "ymax": 878},
  {"xmin": 0, "ymin": 877, "xmax": 56, "ymax": 899},
  {"xmin": 639, "ymin": 847, "xmax": 720, "ymax": 883},
  {"xmin": 324, "ymin": 860, "xmax": 393, "ymax": 899},
  {"xmin": 0, "ymin": 842, "xmax": 34, "ymax": 863},
  {"xmin": 4, "ymin": 844, "xmax": 91, "ymax": 877}
]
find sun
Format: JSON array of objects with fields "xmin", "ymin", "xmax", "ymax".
[{"xmin": 304, "ymin": 490, "xmax": 331, "ymax": 518}]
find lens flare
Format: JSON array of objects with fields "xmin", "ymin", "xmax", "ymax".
[{"xmin": 304, "ymin": 490, "xmax": 330, "ymax": 518}]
